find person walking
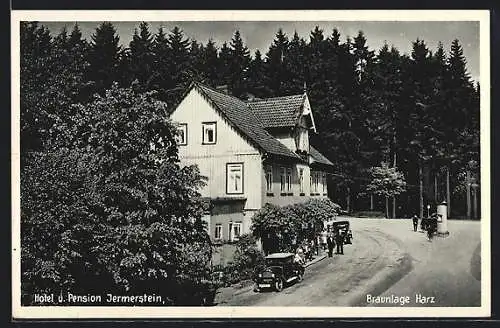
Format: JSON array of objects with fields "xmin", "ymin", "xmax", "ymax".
[
  {"xmin": 335, "ymin": 229, "xmax": 344, "ymax": 255},
  {"xmin": 427, "ymin": 214, "xmax": 438, "ymax": 241},
  {"xmin": 412, "ymin": 215, "xmax": 419, "ymax": 232},
  {"xmin": 326, "ymin": 233, "xmax": 335, "ymax": 257}
]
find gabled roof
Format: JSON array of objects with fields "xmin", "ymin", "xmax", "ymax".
[
  {"xmin": 172, "ymin": 82, "xmax": 334, "ymax": 167},
  {"xmin": 247, "ymin": 94, "xmax": 306, "ymax": 128},
  {"xmin": 310, "ymin": 146, "xmax": 334, "ymax": 167},
  {"xmin": 193, "ymin": 83, "xmax": 302, "ymax": 161}
]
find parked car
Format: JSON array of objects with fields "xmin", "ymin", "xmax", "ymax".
[
  {"xmin": 327, "ymin": 220, "xmax": 353, "ymax": 244},
  {"xmin": 253, "ymin": 252, "xmax": 305, "ymax": 292}
]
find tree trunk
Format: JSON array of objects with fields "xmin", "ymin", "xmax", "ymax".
[
  {"xmin": 370, "ymin": 194, "xmax": 374, "ymax": 210},
  {"xmin": 392, "ymin": 196, "xmax": 396, "ymax": 219},
  {"xmin": 466, "ymin": 170, "xmax": 471, "ymax": 219},
  {"xmin": 385, "ymin": 196, "xmax": 389, "ymax": 219},
  {"xmin": 472, "ymin": 186, "xmax": 478, "ymax": 220},
  {"xmin": 434, "ymin": 173, "xmax": 438, "ymax": 202},
  {"xmin": 419, "ymin": 164, "xmax": 424, "ymax": 219},
  {"xmin": 446, "ymin": 166, "xmax": 451, "ymax": 217},
  {"xmin": 392, "ymin": 148, "xmax": 397, "ymax": 219},
  {"xmin": 346, "ymin": 186, "xmax": 350, "ymax": 213}
]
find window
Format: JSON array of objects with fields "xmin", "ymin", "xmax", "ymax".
[
  {"xmin": 226, "ymin": 163, "xmax": 244, "ymax": 194},
  {"xmin": 299, "ymin": 168, "xmax": 304, "ymax": 193},
  {"xmin": 311, "ymin": 172, "xmax": 319, "ymax": 193},
  {"xmin": 286, "ymin": 168, "xmax": 292, "ymax": 192},
  {"xmin": 322, "ymin": 173, "xmax": 327, "ymax": 193},
  {"xmin": 280, "ymin": 167, "xmax": 286, "ymax": 192},
  {"xmin": 214, "ymin": 224, "xmax": 222, "ymax": 240},
  {"xmin": 230, "ymin": 222, "xmax": 242, "ymax": 241},
  {"xmin": 202, "ymin": 122, "xmax": 216, "ymax": 144},
  {"xmin": 265, "ymin": 166, "xmax": 273, "ymax": 192},
  {"xmin": 176, "ymin": 123, "xmax": 187, "ymax": 145}
]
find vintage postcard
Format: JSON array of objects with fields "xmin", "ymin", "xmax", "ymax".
[{"xmin": 11, "ymin": 10, "xmax": 490, "ymax": 319}]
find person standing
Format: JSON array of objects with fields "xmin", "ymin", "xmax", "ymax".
[
  {"xmin": 412, "ymin": 215, "xmax": 419, "ymax": 232},
  {"xmin": 321, "ymin": 231, "xmax": 327, "ymax": 251},
  {"xmin": 294, "ymin": 248, "xmax": 305, "ymax": 266},
  {"xmin": 335, "ymin": 229, "xmax": 344, "ymax": 255},
  {"xmin": 427, "ymin": 214, "xmax": 438, "ymax": 241},
  {"xmin": 326, "ymin": 233, "xmax": 335, "ymax": 257}
]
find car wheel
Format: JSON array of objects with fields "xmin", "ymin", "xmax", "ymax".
[
  {"xmin": 297, "ymin": 273, "xmax": 303, "ymax": 282},
  {"xmin": 275, "ymin": 278, "xmax": 284, "ymax": 292}
]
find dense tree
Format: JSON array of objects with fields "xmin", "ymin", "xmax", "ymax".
[
  {"xmin": 247, "ymin": 50, "xmax": 269, "ymax": 98},
  {"xmin": 264, "ymin": 29, "xmax": 290, "ymax": 96},
  {"xmin": 166, "ymin": 26, "xmax": 191, "ymax": 89},
  {"xmin": 228, "ymin": 30, "xmax": 251, "ymax": 97},
  {"xmin": 87, "ymin": 22, "xmax": 123, "ymax": 94},
  {"xmin": 282, "ymin": 31, "xmax": 308, "ymax": 95},
  {"xmin": 188, "ymin": 40, "xmax": 206, "ymax": 82},
  {"xmin": 20, "ymin": 22, "xmax": 91, "ymax": 153},
  {"xmin": 127, "ymin": 22, "xmax": 155, "ymax": 89},
  {"xmin": 217, "ymin": 41, "xmax": 232, "ymax": 87},
  {"xmin": 20, "ymin": 22, "xmax": 53, "ymax": 152},
  {"xmin": 201, "ymin": 39, "xmax": 220, "ymax": 87},
  {"xmin": 21, "ymin": 84, "xmax": 212, "ymax": 305},
  {"xmin": 151, "ymin": 26, "xmax": 170, "ymax": 93}
]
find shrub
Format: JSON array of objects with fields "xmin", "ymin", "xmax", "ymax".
[
  {"xmin": 251, "ymin": 199, "xmax": 341, "ymax": 255},
  {"xmin": 231, "ymin": 234, "xmax": 265, "ymax": 281}
]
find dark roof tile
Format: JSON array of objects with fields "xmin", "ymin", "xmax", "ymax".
[
  {"xmin": 247, "ymin": 94, "xmax": 305, "ymax": 128},
  {"xmin": 195, "ymin": 83, "xmax": 302, "ymax": 161},
  {"xmin": 310, "ymin": 146, "xmax": 334, "ymax": 167}
]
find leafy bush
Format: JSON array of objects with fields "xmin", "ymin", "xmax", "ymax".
[
  {"xmin": 212, "ymin": 235, "xmax": 265, "ymax": 286},
  {"xmin": 231, "ymin": 234, "xmax": 265, "ymax": 281},
  {"xmin": 251, "ymin": 199, "xmax": 340, "ymax": 254}
]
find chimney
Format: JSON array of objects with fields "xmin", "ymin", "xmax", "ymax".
[
  {"xmin": 241, "ymin": 91, "xmax": 261, "ymax": 102},
  {"xmin": 216, "ymin": 84, "xmax": 229, "ymax": 95}
]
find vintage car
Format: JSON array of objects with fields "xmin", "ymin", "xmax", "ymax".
[
  {"xmin": 327, "ymin": 220, "xmax": 353, "ymax": 244},
  {"xmin": 253, "ymin": 252, "xmax": 305, "ymax": 292}
]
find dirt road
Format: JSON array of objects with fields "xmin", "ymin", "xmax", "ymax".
[
  {"xmin": 215, "ymin": 225, "xmax": 412, "ymax": 306},
  {"xmin": 365, "ymin": 219, "xmax": 481, "ymax": 307},
  {"xmin": 215, "ymin": 218, "xmax": 481, "ymax": 307}
]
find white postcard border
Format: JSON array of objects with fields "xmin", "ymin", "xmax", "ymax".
[{"xmin": 11, "ymin": 9, "xmax": 491, "ymax": 319}]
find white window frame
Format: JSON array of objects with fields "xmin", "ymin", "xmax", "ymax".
[
  {"xmin": 176, "ymin": 123, "xmax": 187, "ymax": 146},
  {"xmin": 311, "ymin": 171, "xmax": 319, "ymax": 193},
  {"xmin": 202, "ymin": 122, "xmax": 217, "ymax": 144},
  {"xmin": 280, "ymin": 167, "xmax": 286, "ymax": 192},
  {"xmin": 299, "ymin": 168, "xmax": 304, "ymax": 193},
  {"xmin": 265, "ymin": 166, "xmax": 273, "ymax": 192},
  {"xmin": 214, "ymin": 223, "xmax": 222, "ymax": 240},
  {"xmin": 231, "ymin": 222, "xmax": 242, "ymax": 242},
  {"xmin": 226, "ymin": 163, "xmax": 244, "ymax": 194},
  {"xmin": 286, "ymin": 168, "xmax": 292, "ymax": 192}
]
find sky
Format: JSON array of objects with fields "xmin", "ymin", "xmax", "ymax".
[{"xmin": 43, "ymin": 21, "xmax": 480, "ymax": 82}]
